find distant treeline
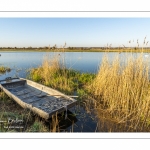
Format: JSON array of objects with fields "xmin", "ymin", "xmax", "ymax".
[
  {"xmin": 1, "ymin": 46, "xmax": 150, "ymax": 50},
  {"xmin": 67, "ymin": 47, "xmax": 150, "ymax": 50}
]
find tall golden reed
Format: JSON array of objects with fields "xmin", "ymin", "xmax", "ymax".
[
  {"xmin": 40, "ymin": 54, "xmax": 61, "ymax": 85},
  {"xmin": 29, "ymin": 54, "xmax": 75, "ymax": 94},
  {"xmin": 29, "ymin": 54, "xmax": 60, "ymax": 84},
  {"xmin": 88, "ymin": 53, "xmax": 150, "ymax": 131}
]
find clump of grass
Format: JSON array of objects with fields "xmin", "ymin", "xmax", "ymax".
[
  {"xmin": 26, "ymin": 119, "xmax": 49, "ymax": 132},
  {"xmin": 28, "ymin": 54, "xmax": 95, "ymax": 95},
  {"xmin": 0, "ymin": 91, "xmax": 35, "ymax": 132},
  {"xmin": 28, "ymin": 54, "xmax": 72, "ymax": 94},
  {"xmin": 0, "ymin": 66, "xmax": 11, "ymax": 73},
  {"xmin": 87, "ymin": 53, "xmax": 150, "ymax": 131}
]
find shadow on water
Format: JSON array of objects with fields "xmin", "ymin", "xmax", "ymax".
[
  {"xmin": 23, "ymin": 106, "xmax": 98, "ymax": 132},
  {"xmin": 58, "ymin": 107, "xmax": 98, "ymax": 132}
]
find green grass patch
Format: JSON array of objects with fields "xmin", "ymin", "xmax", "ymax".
[
  {"xmin": 28, "ymin": 67, "xmax": 95, "ymax": 95},
  {"xmin": 27, "ymin": 55, "xmax": 96, "ymax": 95}
]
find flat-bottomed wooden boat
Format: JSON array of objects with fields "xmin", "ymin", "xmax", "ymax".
[{"xmin": 0, "ymin": 77, "xmax": 77, "ymax": 119}]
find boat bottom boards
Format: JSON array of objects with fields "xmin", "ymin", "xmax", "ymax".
[{"xmin": 1, "ymin": 80, "xmax": 77, "ymax": 119}]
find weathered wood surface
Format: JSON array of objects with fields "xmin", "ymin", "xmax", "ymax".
[{"xmin": 0, "ymin": 78, "xmax": 77, "ymax": 119}]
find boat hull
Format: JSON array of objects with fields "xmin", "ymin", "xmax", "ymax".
[{"xmin": 0, "ymin": 78, "xmax": 77, "ymax": 119}]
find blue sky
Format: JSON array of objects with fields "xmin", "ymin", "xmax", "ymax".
[{"xmin": 0, "ymin": 18, "xmax": 150, "ymax": 48}]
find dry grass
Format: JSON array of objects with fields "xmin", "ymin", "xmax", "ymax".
[
  {"xmin": 29, "ymin": 54, "xmax": 75, "ymax": 94},
  {"xmin": 87, "ymin": 53, "xmax": 150, "ymax": 131},
  {"xmin": 30, "ymin": 54, "xmax": 60, "ymax": 83},
  {"xmin": 50, "ymin": 113, "xmax": 59, "ymax": 132}
]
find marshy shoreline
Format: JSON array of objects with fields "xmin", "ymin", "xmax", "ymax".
[{"xmin": 1, "ymin": 52, "xmax": 150, "ymax": 132}]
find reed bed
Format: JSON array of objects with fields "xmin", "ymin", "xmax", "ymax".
[
  {"xmin": 87, "ymin": 53, "xmax": 150, "ymax": 131},
  {"xmin": 28, "ymin": 54, "xmax": 73, "ymax": 94}
]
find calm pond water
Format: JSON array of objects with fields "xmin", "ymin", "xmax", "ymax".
[
  {"xmin": 0, "ymin": 51, "xmax": 149, "ymax": 132},
  {"xmin": 1, "ymin": 51, "xmax": 149, "ymax": 80},
  {"xmin": 0, "ymin": 51, "xmax": 105, "ymax": 79}
]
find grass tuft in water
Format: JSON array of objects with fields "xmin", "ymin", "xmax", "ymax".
[{"xmin": 0, "ymin": 66, "xmax": 11, "ymax": 73}]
